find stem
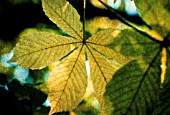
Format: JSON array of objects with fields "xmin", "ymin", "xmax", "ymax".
[{"xmin": 83, "ymin": 0, "xmax": 86, "ymax": 43}]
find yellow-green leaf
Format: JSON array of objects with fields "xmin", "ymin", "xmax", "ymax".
[
  {"xmin": 104, "ymin": 52, "xmax": 161, "ymax": 114},
  {"xmin": 108, "ymin": 29, "xmax": 160, "ymax": 57},
  {"xmin": 86, "ymin": 17, "xmax": 127, "ymax": 35},
  {"xmin": 42, "ymin": 0, "xmax": 83, "ymax": 39},
  {"xmin": 11, "ymin": 32, "xmax": 80, "ymax": 69},
  {"xmin": 10, "ymin": 0, "xmax": 131, "ymax": 113},
  {"xmin": 48, "ymin": 46, "xmax": 87, "ymax": 114},
  {"xmin": 136, "ymin": 0, "xmax": 170, "ymax": 33},
  {"xmin": 87, "ymin": 29, "xmax": 121, "ymax": 45},
  {"xmin": 86, "ymin": 29, "xmax": 130, "ymax": 112}
]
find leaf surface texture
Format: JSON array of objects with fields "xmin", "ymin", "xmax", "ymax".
[
  {"xmin": 104, "ymin": 52, "xmax": 161, "ymax": 114},
  {"xmin": 135, "ymin": 0, "xmax": 170, "ymax": 32},
  {"xmin": 87, "ymin": 29, "xmax": 130, "ymax": 110},
  {"xmin": 11, "ymin": 32, "xmax": 79, "ymax": 69},
  {"xmin": 42, "ymin": 0, "xmax": 83, "ymax": 39},
  {"xmin": 11, "ymin": 0, "xmax": 170, "ymax": 114},
  {"xmin": 48, "ymin": 46, "xmax": 87, "ymax": 114}
]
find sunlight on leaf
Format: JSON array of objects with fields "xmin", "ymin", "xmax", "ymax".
[
  {"xmin": 10, "ymin": 0, "xmax": 133, "ymax": 114},
  {"xmin": 11, "ymin": 32, "xmax": 80, "ymax": 69},
  {"xmin": 85, "ymin": 17, "xmax": 127, "ymax": 35},
  {"xmin": 135, "ymin": 0, "xmax": 170, "ymax": 33},
  {"xmin": 86, "ymin": 29, "xmax": 130, "ymax": 112},
  {"xmin": 42, "ymin": 0, "xmax": 83, "ymax": 39},
  {"xmin": 90, "ymin": 0, "xmax": 107, "ymax": 9},
  {"xmin": 3, "ymin": 0, "xmax": 170, "ymax": 114},
  {"xmin": 108, "ymin": 29, "xmax": 160, "ymax": 57},
  {"xmin": 11, "ymin": 28, "xmax": 129, "ymax": 114},
  {"xmin": 48, "ymin": 46, "xmax": 87, "ymax": 114}
]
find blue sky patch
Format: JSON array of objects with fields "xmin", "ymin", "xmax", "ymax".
[
  {"xmin": 1, "ymin": 50, "xmax": 17, "ymax": 67},
  {"xmin": 107, "ymin": 0, "xmax": 140, "ymax": 16}
]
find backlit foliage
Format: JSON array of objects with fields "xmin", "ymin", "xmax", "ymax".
[{"xmin": 9, "ymin": 0, "xmax": 170, "ymax": 114}]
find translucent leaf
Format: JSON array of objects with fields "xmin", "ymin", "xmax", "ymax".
[
  {"xmin": 48, "ymin": 46, "xmax": 87, "ymax": 114},
  {"xmin": 85, "ymin": 17, "xmax": 127, "ymax": 35},
  {"xmin": 11, "ymin": 32, "xmax": 80, "ymax": 69},
  {"xmin": 90, "ymin": 0, "xmax": 108, "ymax": 9},
  {"xmin": 108, "ymin": 29, "xmax": 160, "ymax": 57},
  {"xmin": 135, "ymin": 0, "xmax": 170, "ymax": 33},
  {"xmin": 86, "ymin": 29, "xmax": 130, "ymax": 112},
  {"xmin": 9, "ymin": 0, "xmax": 134, "ymax": 114},
  {"xmin": 42, "ymin": 0, "xmax": 83, "ymax": 39},
  {"xmin": 87, "ymin": 29, "xmax": 121, "ymax": 45},
  {"xmin": 104, "ymin": 50, "xmax": 162, "ymax": 114}
]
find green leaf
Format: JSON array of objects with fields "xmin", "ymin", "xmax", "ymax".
[
  {"xmin": 150, "ymin": 50, "xmax": 170, "ymax": 114},
  {"xmin": 151, "ymin": 82, "xmax": 170, "ymax": 115},
  {"xmin": 86, "ymin": 29, "xmax": 130, "ymax": 111},
  {"xmin": 104, "ymin": 50, "xmax": 162, "ymax": 114},
  {"xmin": 11, "ymin": 32, "xmax": 80, "ymax": 69},
  {"xmin": 11, "ymin": 28, "xmax": 129, "ymax": 114},
  {"xmin": 42, "ymin": 0, "xmax": 83, "ymax": 39},
  {"xmin": 73, "ymin": 100, "xmax": 100, "ymax": 115},
  {"xmin": 3, "ymin": 0, "xmax": 170, "ymax": 114},
  {"xmin": 85, "ymin": 17, "xmax": 126, "ymax": 36},
  {"xmin": 108, "ymin": 29, "xmax": 160, "ymax": 57},
  {"xmin": 9, "ymin": 0, "xmax": 132, "ymax": 114},
  {"xmin": 135, "ymin": 0, "xmax": 170, "ymax": 34}
]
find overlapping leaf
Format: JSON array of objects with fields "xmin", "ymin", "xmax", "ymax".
[
  {"xmin": 86, "ymin": 29, "xmax": 130, "ymax": 110},
  {"xmin": 104, "ymin": 50, "xmax": 162, "ymax": 114},
  {"xmin": 135, "ymin": 0, "xmax": 170, "ymax": 33},
  {"xmin": 10, "ymin": 0, "xmax": 130, "ymax": 114},
  {"xmin": 96, "ymin": 2, "xmax": 170, "ymax": 113},
  {"xmin": 102, "ymin": 19, "xmax": 170, "ymax": 115},
  {"xmin": 150, "ymin": 50, "xmax": 170, "ymax": 115},
  {"xmin": 108, "ymin": 29, "xmax": 160, "ymax": 57}
]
